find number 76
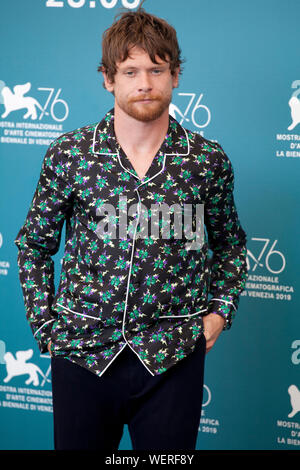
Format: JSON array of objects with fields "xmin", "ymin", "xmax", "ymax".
[
  {"xmin": 38, "ymin": 88, "xmax": 69, "ymax": 122},
  {"xmin": 172, "ymin": 93, "xmax": 211, "ymax": 129}
]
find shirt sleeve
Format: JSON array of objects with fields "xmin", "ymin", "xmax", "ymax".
[
  {"xmin": 204, "ymin": 144, "xmax": 248, "ymax": 329},
  {"xmin": 14, "ymin": 140, "xmax": 74, "ymax": 353}
]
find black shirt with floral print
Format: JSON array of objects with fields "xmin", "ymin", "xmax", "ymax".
[{"xmin": 15, "ymin": 109, "xmax": 248, "ymax": 376}]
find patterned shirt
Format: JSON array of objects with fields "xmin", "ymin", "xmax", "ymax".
[{"xmin": 15, "ymin": 109, "xmax": 248, "ymax": 376}]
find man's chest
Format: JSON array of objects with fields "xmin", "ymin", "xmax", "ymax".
[
  {"xmin": 63, "ymin": 149, "xmax": 210, "ymax": 257},
  {"xmin": 69, "ymin": 150, "xmax": 209, "ymax": 216}
]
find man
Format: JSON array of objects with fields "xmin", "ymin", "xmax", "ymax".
[{"xmin": 15, "ymin": 7, "xmax": 247, "ymax": 451}]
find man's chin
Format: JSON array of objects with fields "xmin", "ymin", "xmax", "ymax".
[{"xmin": 126, "ymin": 103, "xmax": 168, "ymax": 122}]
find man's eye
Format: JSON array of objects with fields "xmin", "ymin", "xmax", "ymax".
[
  {"xmin": 152, "ymin": 69, "xmax": 162, "ymax": 74},
  {"xmin": 125, "ymin": 71, "xmax": 135, "ymax": 76}
]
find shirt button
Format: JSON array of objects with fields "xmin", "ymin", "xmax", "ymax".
[{"xmin": 132, "ymin": 281, "xmax": 140, "ymax": 288}]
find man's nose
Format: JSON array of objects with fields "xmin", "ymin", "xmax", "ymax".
[{"xmin": 138, "ymin": 72, "xmax": 152, "ymax": 92}]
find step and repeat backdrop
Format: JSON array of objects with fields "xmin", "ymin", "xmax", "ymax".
[{"xmin": 0, "ymin": 0, "xmax": 299, "ymax": 451}]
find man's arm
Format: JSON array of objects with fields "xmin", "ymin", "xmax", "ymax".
[
  {"xmin": 203, "ymin": 144, "xmax": 248, "ymax": 350},
  {"xmin": 14, "ymin": 140, "xmax": 73, "ymax": 353}
]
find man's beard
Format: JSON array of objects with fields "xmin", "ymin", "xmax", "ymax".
[{"xmin": 117, "ymin": 92, "xmax": 172, "ymax": 122}]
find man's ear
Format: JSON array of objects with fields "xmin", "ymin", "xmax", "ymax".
[
  {"xmin": 172, "ymin": 66, "xmax": 180, "ymax": 89},
  {"xmin": 102, "ymin": 70, "xmax": 114, "ymax": 93}
]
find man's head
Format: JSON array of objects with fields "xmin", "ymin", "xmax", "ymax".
[
  {"xmin": 98, "ymin": 7, "xmax": 183, "ymax": 85},
  {"xmin": 98, "ymin": 7, "xmax": 183, "ymax": 123}
]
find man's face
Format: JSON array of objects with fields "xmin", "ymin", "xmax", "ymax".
[{"xmin": 103, "ymin": 46, "xmax": 180, "ymax": 122}]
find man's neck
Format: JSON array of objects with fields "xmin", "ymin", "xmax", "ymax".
[{"xmin": 113, "ymin": 104, "xmax": 169, "ymax": 158}]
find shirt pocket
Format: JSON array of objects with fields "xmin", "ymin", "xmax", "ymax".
[
  {"xmin": 158, "ymin": 304, "xmax": 207, "ymax": 319},
  {"xmin": 50, "ymin": 292, "xmax": 105, "ymax": 354}
]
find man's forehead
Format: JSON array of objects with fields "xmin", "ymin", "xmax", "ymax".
[{"xmin": 117, "ymin": 46, "xmax": 170, "ymax": 68}]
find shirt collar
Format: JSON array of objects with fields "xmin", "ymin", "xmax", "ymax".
[{"xmin": 92, "ymin": 108, "xmax": 191, "ymax": 158}]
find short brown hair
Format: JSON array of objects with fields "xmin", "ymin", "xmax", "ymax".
[{"xmin": 98, "ymin": 5, "xmax": 183, "ymax": 84}]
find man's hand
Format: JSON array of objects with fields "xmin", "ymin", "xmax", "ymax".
[
  {"xmin": 202, "ymin": 314, "xmax": 225, "ymax": 353},
  {"xmin": 47, "ymin": 341, "xmax": 52, "ymax": 356}
]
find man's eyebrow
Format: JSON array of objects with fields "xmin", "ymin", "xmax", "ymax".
[
  {"xmin": 119, "ymin": 64, "xmax": 168, "ymax": 70},
  {"xmin": 121, "ymin": 66, "xmax": 138, "ymax": 70},
  {"xmin": 150, "ymin": 64, "xmax": 168, "ymax": 68}
]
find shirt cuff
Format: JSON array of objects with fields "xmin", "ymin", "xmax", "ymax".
[
  {"xmin": 33, "ymin": 319, "xmax": 55, "ymax": 353},
  {"xmin": 206, "ymin": 297, "xmax": 237, "ymax": 330}
]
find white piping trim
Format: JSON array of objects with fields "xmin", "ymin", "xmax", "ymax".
[
  {"xmin": 90, "ymin": 118, "xmax": 192, "ymax": 377},
  {"xmin": 210, "ymin": 298, "xmax": 237, "ymax": 311},
  {"xmin": 116, "ymin": 127, "xmax": 191, "ymax": 376},
  {"xmin": 119, "ymin": 188, "xmax": 155, "ymax": 376},
  {"xmin": 56, "ymin": 300, "xmax": 155, "ymax": 375},
  {"xmin": 159, "ymin": 308, "xmax": 207, "ymax": 319},
  {"xmin": 164, "ymin": 126, "xmax": 190, "ymax": 157},
  {"xmin": 33, "ymin": 319, "xmax": 55, "ymax": 337},
  {"xmin": 99, "ymin": 343, "xmax": 128, "ymax": 377},
  {"xmin": 117, "ymin": 152, "xmax": 139, "ymax": 180},
  {"xmin": 56, "ymin": 302, "xmax": 100, "ymax": 320},
  {"xmin": 136, "ymin": 153, "xmax": 167, "ymax": 187},
  {"xmin": 92, "ymin": 120, "xmax": 191, "ymax": 158},
  {"xmin": 91, "ymin": 120, "xmax": 119, "ymax": 157},
  {"xmin": 92, "ymin": 122, "xmax": 97, "ymax": 154}
]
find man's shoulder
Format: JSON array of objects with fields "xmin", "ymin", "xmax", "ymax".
[
  {"xmin": 178, "ymin": 123, "xmax": 229, "ymax": 163},
  {"xmin": 176, "ymin": 123, "xmax": 234, "ymax": 180},
  {"xmin": 184, "ymin": 126, "xmax": 224, "ymax": 155},
  {"xmin": 48, "ymin": 121, "xmax": 99, "ymax": 153}
]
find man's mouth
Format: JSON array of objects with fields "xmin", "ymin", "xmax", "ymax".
[{"xmin": 131, "ymin": 96, "xmax": 159, "ymax": 103}]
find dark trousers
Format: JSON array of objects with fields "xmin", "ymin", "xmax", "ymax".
[{"xmin": 51, "ymin": 334, "xmax": 206, "ymax": 451}]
